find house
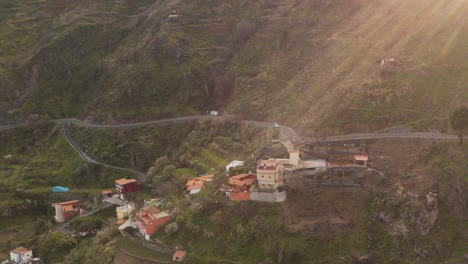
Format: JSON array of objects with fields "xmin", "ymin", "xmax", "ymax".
[
  {"xmin": 134, "ymin": 205, "xmax": 171, "ymax": 240},
  {"xmin": 225, "ymin": 160, "xmax": 244, "ymax": 173},
  {"xmin": 354, "ymin": 154, "xmax": 368, "ymax": 166},
  {"xmin": 116, "ymin": 203, "xmax": 133, "ymax": 223},
  {"xmin": 228, "ymin": 173, "xmax": 256, "ymax": 201},
  {"xmin": 229, "ymin": 173, "xmax": 256, "ymax": 191},
  {"xmin": 101, "ymin": 190, "xmax": 113, "ymax": 197},
  {"xmin": 115, "ymin": 178, "xmax": 138, "ymax": 198},
  {"xmin": 53, "ymin": 200, "xmax": 81, "ymax": 223},
  {"xmin": 185, "ymin": 175, "xmax": 213, "ymax": 194},
  {"xmin": 173, "ymin": 250, "xmax": 187, "ymax": 262},
  {"xmin": 210, "ymin": 110, "xmax": 219, "ymax": 116},
  {"xmin": 10, "ymin": 247, "xmax": 33, "ymax": 263},
  {"xmin": 256, "ymin": 159, "xmax": 284, "ymax": 191}
]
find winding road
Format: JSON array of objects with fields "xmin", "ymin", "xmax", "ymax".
[
  {"xmin": 61, "ymin": 123, "xmax": 147, "ymax": 182},
  {"xmin": 2, "ymin": 115, "xmax": 467, "ymax": 182}
]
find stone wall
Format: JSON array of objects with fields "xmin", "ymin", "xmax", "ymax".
[{"xmin": 250, "ymin": 191, "xmax": 286, "ymax": 203}]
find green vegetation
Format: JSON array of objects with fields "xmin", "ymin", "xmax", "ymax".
[
  {"xmin": 70, "ymin": 216, "xmax": 102, "ymax": 232},
  {"xmin": 450, "ymin": 105, "xmax": 468, "ymax": 144}
]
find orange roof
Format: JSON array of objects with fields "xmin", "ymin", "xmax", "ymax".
[
  {"xmin": 62, "ymin": 204, "xmax": 74, "ymax": 212},
  {"xmin": 185, "ymin": 175, "xmax": 213, "ymax": 190},
  {"xmin": 115, "ymin": 178, "xmax": 137, "ymax": 185},
  {"xmin": 187, "ymin": 184, "xmax": 203, "ymax": 191},
  {"xmin": 11, "ymin": 247, "xmax": 31, "ymax": 254},
  {"xmin": 101, "ymin": 190, "xmax": 113, "ymax": 195},
  {"xmin": 230, "ymin": 173, "xmax": 251, "ymax": 180},
  {"xmin": 174, "ymin": 250, "xmax": 187, "ymax": 258},
  {"xmin": 354, "ymin": 154, "xmax": 369, "ymax": 161},
  {"xmin": 229, "ymin": 174, "xmax": 256, "ymax": 189},
  {"xmin": 56, "ymin": 200, "xmax": 80, "ymax": 206},
  {"xmin": 136, "ymin": 205, "xmax": 170, "ymax": 225}
]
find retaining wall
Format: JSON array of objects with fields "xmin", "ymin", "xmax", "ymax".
[{"xmin": 250, "ymin": 191, "xmax": 286, "ymax": 203}]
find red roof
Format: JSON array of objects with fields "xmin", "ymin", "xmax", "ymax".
[
  {"xmin": 354, "ymin": 154, "xmax": 369, "ymax": 161},
  {"xmin": 101, "ymin": 190, "xmax": 113, "ymax": 195},
  {"xmin": 173, "ymin": 250, "xmax": 187, "ymax": 261},
  {"xmin": 115, "ymin": 178, "xmax": 137, "ymax": 185},
  {"xmin": 229, "ymin": 174, "xmax": 256, "ymax": 188},
  {"xmin": 11, "ymin": 247, "xmax": 31, "ymax": 254},
  {"xmin": 55, "ymin": 200, "xmax": 80, "ymax": 206}
]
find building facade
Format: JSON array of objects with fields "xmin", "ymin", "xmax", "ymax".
[
  {"xmin": 115, "ymin": 178, "xmax": 138, "ymax": 197},
  {"xmin": 256, "ymin": 159, "xmax": 284, "ymax": 191}
]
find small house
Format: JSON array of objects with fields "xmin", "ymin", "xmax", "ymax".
[
  {"xmin": 353, "ymin": 154, "xmax": 368, "ymax": 166},
  {"xmin": 173, "ymin": 250, "xmax": 187, "ymax": 262},
  {"xmin": 210, "ymin": 110, "xmax": 219, "ymax": 116},
  {"xmin": 185, "ymin": 175, "xmax": 213, "ymax": 194},
  {"xmin": 229, "ymin": 173, "xmax": 256, "ymax": 191},
  {"xmin": 116, "ymin": 203, "xmax": 133, "ymax": 223},
  {"xmin": 101, "ymin": 190, "xmax": 113, "ymax": 197},
  {"xmin": 53, "ymin": 200, "xmax": 81, "ymax": 223},
  {"xmin": 10, "ymin": 247, "xmax": 33, "ymax": 263}
]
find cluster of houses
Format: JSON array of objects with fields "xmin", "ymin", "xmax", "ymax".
[
  {"xmin": 184, "ymin": 149, "xmax": 369, "ymax": 202},
  {"xmin": 4, "ymin": 146, "xmax": 368, "ymax": 263}
]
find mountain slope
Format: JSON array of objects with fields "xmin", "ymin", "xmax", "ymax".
[{"xmin": 1, "ymin": 0, "xmax": 467, "ymax": 134}]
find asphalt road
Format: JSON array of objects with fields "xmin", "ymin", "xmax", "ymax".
[
  {"xmin": 2, "ymin": 115, "xmax": 467, "ymax": 183},
  {"xmin": 61, "ymin": 123, "xmax": 147, "ymax": 182}
]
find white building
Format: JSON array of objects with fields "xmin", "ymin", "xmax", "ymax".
[
  {"xmin": 210, "ymin": 110, "xmax": 219, "ymax": 116},
  {"xmin": 10, "ymin": 247, "xmax": 33, "ymax": 264},
  {"xmin": 225, "ymin": 160, "xmax": 244, "ymax": 173}
]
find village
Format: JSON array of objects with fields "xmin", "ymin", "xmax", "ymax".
[{"xmin": 2, "ymin": 143, "xmax": 369, "ymax": 263}]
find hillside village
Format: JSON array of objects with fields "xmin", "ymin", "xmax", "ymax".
[
  {"xmin": 1, "ymin": 0, "xmax": 468, "ymax": 263},
  {"xmin": 2, "ymin": 136, "xmax": 370, "ymax": 263}
]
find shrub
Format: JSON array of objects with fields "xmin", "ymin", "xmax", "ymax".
[{"xmin": 164, "ymin": 223, "xmax": 179, "ymax": 236}]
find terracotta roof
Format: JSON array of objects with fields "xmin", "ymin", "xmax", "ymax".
[
  {"xmin": 11, "ymin": 247, "xmax": 31, "ymax": 254},
  {"xmin": 185, "ymin": 175, "xmax": 213, "ymax": 190},
  {"xmin": 143, "ymin": 205, "xmax": 161, "ymax": 215},
  {"xmin": 230, "ymin": 173, "xmax": 253, "ymax": 180},
  {"xmin": 62, "ymin": 204, "xmax": 75, "ymax": 212},
  {"xmin": 115, "ymin": 178, "xmax": 137, "ymax": 185},
  {"xmin": 229, "ymin": 174, "xmax": 256, "ymax": 187},
  {"xmin": 354, "ymin": 154, "xmax": 369, "ymax": 161},
  {"xmin": 101, "ymin": 190, "xmax": 113, "ymax": 195},
  {"xmin": 174, "ymin": 250, "xmax": 187, "ymax": 259},
  {"xmin": 136, "ymin": 205, "xmax": 170, "ymax": 225}
]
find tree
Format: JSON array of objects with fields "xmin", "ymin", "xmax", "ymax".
[{"xmin": 450, "ymin": 106, "xmax": 468, "ymax": 144}]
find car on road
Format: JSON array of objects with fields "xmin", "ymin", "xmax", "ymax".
[{"xmin": 272, "ymin": 123, "xmax": 280, "ymax": 128}]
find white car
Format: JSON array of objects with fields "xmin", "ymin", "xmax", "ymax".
[{"xmin": 272, "ymin": 123, "xmax": 280, "ymax": 128}]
